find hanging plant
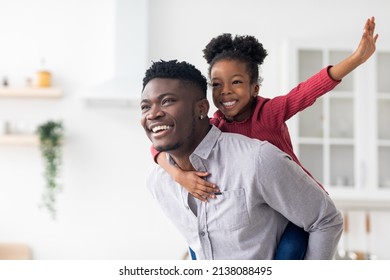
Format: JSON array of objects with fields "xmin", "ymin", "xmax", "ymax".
[{"xmin": 36, "ymin": 120, "xmax": 64, "ymax": 219}]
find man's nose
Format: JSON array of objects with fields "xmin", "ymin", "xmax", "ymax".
[{"xmin": 146, "ymin": 105, "xmax": 164, "ymax": 120}]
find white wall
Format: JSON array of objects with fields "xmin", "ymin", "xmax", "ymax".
[
  {"xmin": 148, "ymin": 0, "xmax": 389, "ymax": 102},
  {"xmin": 0, "ymin": 0, "xmax": 389, "ymax": 260},
  {"xmin": 0, "ymin": 0, "xmax": 186, "ymax": 260}
]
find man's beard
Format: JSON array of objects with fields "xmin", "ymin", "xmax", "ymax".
[{"xmin": 154, "ymin": 142, "xmax": 181, "ymax": 152}]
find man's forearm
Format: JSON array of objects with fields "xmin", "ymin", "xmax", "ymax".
[{"xmin": 304, "ymin": 211, "xmax": 343, "ymax": 259}]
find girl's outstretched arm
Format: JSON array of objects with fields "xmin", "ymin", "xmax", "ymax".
[{"xmin": 329, "ymin": 16, "xmax": 379, "ymax": 81}]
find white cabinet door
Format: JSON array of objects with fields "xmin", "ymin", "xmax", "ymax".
[{"xmin": 283, "ymin": 40, "xmax": 390, "ymax": 208}]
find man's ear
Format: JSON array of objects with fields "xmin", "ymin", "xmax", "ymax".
[{"xmin": 197, "ymin": 98, "xmax": 210, "ymax": 118}]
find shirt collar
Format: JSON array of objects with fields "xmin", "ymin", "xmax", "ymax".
[
  {"xmin": 191, "ymin": 125, "xmax": 221, "ymax": 160},
  {"xmin": 166, "ymin": 125, "xmax": 222, "ymax": 165}
]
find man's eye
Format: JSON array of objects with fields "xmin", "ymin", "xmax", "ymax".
[
  {"xmin": 211, "ymin": 83, "xmax": 221, "ymax": 88},
  {"xmin": 232, "ymin": 80, "xmax": 242, "ymax": 85},
  {"xmin": 141, "ymin": 104, "xmax": 150, "ymax": 111},
  {"xmin": 162, "ymin": 98, "xmax": 175, "ymax": 105}
]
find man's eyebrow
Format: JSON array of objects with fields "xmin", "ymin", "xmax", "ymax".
[
  {"xmin": 140, "ymin": 93, "xmax": 177, "ymax": 104},
  {"xmin": 158, "ymin": 92, "xmax": 176, "ymax": 98},
  {"xmin": 140, "ymin": 98, "xmax": 150, "ymax": 104}
]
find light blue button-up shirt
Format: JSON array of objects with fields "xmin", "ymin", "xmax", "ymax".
[{"xmin": 146, "ymin": 125, "xmax": 343, "ymax": 259}]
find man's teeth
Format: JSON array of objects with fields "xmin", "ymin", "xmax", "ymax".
[
  {"xmin": 223, "ymin": 101, "xmax": 236, "ymax": 107},
  {"xmin": 151, "ymin": 125, "xmax": 172, "ymax": 133}
]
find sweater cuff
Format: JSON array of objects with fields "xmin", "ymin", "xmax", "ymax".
[
  {"xmin": 325, "ymin": 65, "xmax": 342, "ymax": 83},
  {"xmin": 150, "ymin": 145, "xmax": 160, "ymax": 164}
]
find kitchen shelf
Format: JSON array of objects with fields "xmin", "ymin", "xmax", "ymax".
[
  {"xmin": 0, "ymin": 134, "xmax": 39, "ymax": 145},
  {"xmin": 0, "ymin": 87, "xmax": 62, "ymax": 99},
  {"xmin": 0, "ymin": 86, "xmax": 63, "ymax": 146}
]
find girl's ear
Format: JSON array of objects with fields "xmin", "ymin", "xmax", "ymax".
[{"xmin": 252, "ymin": 84, "xmax": 260, "ymax": 97}]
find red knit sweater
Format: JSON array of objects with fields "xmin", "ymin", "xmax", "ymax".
[{"xmin": 151, "ymin": 66, "xmax": 340, "ymax": 189}]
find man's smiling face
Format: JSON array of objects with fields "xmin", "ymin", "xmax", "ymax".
[{"xmin": 140, "ymin": 78, "xmax": 199, "ymax": 154}]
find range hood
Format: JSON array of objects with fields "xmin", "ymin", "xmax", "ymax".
[{"xmin": 84, "ymin": 0, "xmax": 148, "ymax": 107}]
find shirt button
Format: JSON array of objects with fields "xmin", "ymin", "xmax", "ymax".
[
  {"xmin": 186, "ymin": 206, "xmax": 190, "ymax": 210},
  {"xmin": 200, "ymin": 231, "xmax": 205, "ymax": 236}
]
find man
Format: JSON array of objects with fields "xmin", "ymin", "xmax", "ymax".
[{"xmin": 140, "ymin": 60, "xmax": 343, "ymax": 260}]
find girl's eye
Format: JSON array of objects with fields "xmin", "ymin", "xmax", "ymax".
[
  {"xmin": 211, "ymin": 82, "xmax": 221, "ymax": 88},
  {"xmin": 232, "ymin": 80, "xmax": 243, "ymax": 85}
]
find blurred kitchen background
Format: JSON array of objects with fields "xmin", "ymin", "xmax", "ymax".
[{"xmin": 0, "ymin": 0, "xmax": 389, "ymax": 260}]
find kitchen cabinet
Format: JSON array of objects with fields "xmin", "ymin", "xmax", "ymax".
[
  {"xmin": 283, "ymin": 40, "xmax": 390, "ymax": 208},
  {"xmin": 0, "ymin": 87, "xmax": 62, "ymax": 145}
]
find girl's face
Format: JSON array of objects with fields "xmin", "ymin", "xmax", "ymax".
[{"xmin": 210, "ymin": 59, "xmax": 259, "ymax": 122}]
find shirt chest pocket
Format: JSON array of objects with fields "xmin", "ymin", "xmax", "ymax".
[{"xmin": 207, "ymin": 188, "xmax": 250, "ymax": 231}]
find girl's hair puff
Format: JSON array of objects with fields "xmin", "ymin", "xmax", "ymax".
[{"xmin": 203, "ymin": 33, "xmax": 268, "ymax": 84}]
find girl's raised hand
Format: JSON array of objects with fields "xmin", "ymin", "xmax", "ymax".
[{"xmin": 356, "ymin": 16, "xmax": 379, "ymax": 63}]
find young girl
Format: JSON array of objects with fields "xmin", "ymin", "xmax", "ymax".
[{"xmin": 152, "ymin": 17, "xmax": 378, "ymax": 259}]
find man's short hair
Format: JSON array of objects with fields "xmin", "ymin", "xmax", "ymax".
[{"xmin": 142, "ymin": 60, "xmax": 207, "ymax": 97}]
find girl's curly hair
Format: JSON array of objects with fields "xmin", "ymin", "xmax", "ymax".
[{"xmin": 203, "ymin": 33, "xmax": 268, "ymax": 84}]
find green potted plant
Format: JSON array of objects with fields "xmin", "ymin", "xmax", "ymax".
[{"xmin": 36, "ymin": 120, "xmax": 64, "ymax": 219}]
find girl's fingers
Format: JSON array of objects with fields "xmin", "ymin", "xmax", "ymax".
[
  {"xmin": 193, "ymin": 193, "xmax": 208, "ymax": 202},
  {"xmin": 199, "ymin": 185, "xmax": 219, "ymax": 193},
  {"xmin": 195, "ymin": 171, "xmax": 210, "ymax": 177}
]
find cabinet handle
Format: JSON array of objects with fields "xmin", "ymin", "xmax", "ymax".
[
  {"xmin": 365, "ymin": 212, "xmax": 370, "ymax": 234},
  {"xmin": 343, "ymin": 212, "xmax": 349, "ymax": 233}
]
